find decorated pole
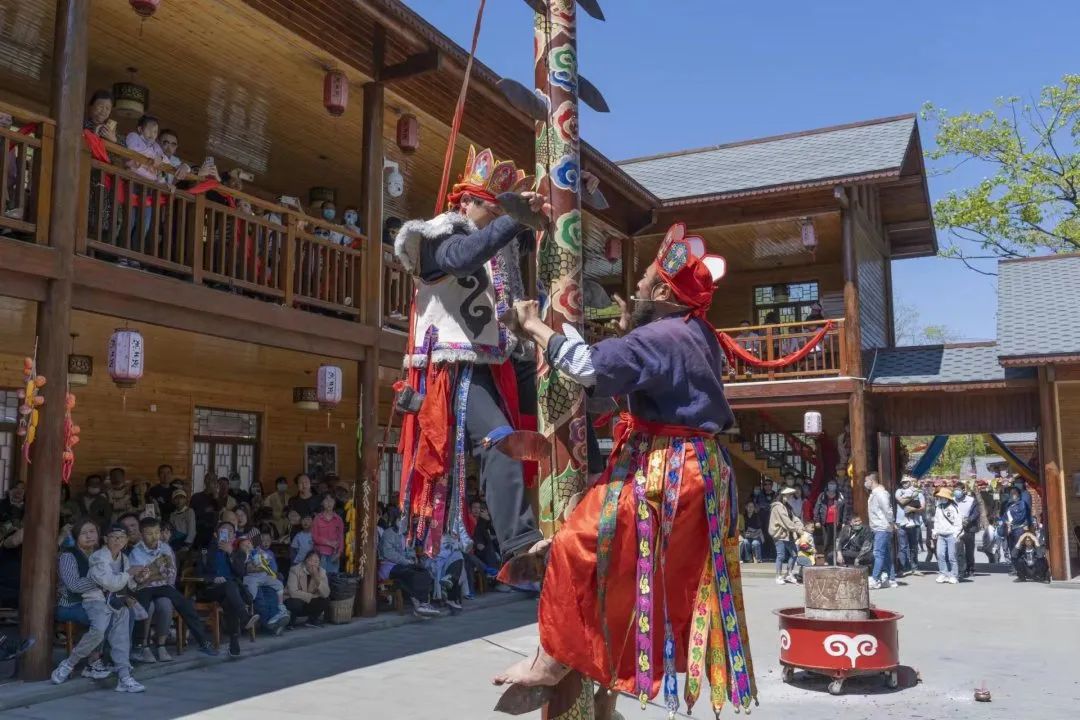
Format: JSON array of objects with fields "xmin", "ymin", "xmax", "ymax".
[{"xmin": 533, "ymin": 2, "xmax": 593, "ymax": 718}]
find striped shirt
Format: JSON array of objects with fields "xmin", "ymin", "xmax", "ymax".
[
  {"xmin": 546, "ymin": 324, "xmax": 597, "ymax": 386},
  {"xmin": 57, "ymin": 551, "xmax": 100, "ymax": 607}
]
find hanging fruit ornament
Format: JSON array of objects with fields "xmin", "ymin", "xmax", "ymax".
[
  {"xmin": 344, "ymin": 497, "xmax": 357, "ymax": 573},
  {"xmin": 17, "ymin": 350, "xmax": 46, "ymax": 464},
  {"xmin": 62, "ymin": 392, "xmax": 80, "ymax": 484}
]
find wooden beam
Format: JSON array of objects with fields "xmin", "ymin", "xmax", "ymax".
[
  {"xmin": 621, "ymin": 233, "xmax": 635, "ymax": 300},
  {"xmin": 1039, "ymin": 367, "xmax": 1068, "ymax": 580},
  {"xmin": 0, "ymin": 269, "xmax": 47, "ymax": 301},
  {"xmin": 379, "ymin": 48, "xmax": 441, "ymax": 83},
  {"xmin": 21, "ymin": 0, "xmax": 88, "ymax": 682},
  {"xmin": 357, "ymin": 31, "xmax": 386, "ymax": 617},
  {"xmin": 723, "ymin": 377, "xmax": 858, "ymax": 402},
  {"xmin": 885, "ymin": 219, "xmax": 932, "ymax": 234},
  {"xmin": 0, "ymin": 237, "xmax": 61, "ymax": 279}
]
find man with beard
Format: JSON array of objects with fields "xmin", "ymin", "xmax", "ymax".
[{"xmin": 494, "ymin": 223, "xmax": 755, "ymax": 718}]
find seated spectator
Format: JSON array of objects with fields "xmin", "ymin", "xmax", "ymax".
[
  {"xmin": 249, "ymin": 481, "xmax": 265, "ymax": 515},
  {"xmin": 130, "ymin": 517, "xmax": 218, "ymax": 661},
  {"xmin": 426, "ymin": 532, "xmax": 466, "ymax": 613},
  {"xmin": 131, "ymin": 479, "xmax": 158, "ymax": 519},
  {"xmin": 837, "ymin": 517, "xmax": 873, "ymax": 567},
  {"xmin": 117, "ymin": 512, "xmax": 141, "ymax": 555},
  {"xmin": 378, "ymin": 508, "xmax": 439, "ymax": 618},
  {"xmin": 740, "ymin": 500, "xmax": 764, "ymax": 563},
  {"xmin": 51, "ymin": 521, "xmax": 146, "ymax": 693},
  {"xmin": 468, "ymin": 499, "xmax": 499, "ymax": 569},
  {"xmin": 383, "ymin": 216, "xmax": 403, "ymax": 247},
  {"xmin": 312, "ymin": 494, "xmax": 344, "ymax": 573},
  {"xmin": 76, "ymin": 474, "xmax": 112, "ymax": 532},
  {"xmin": 238, "ymin": 533, "xmax": 289, "ymax": 627},
  {"xmin": 285, "ymin": 550, "xmax": 330, "ymax": 628},
  {"xmin": 1013, "ymin": 531, "xmax": 1049, "ymax": 582},
  {"xmin": 195, "ymin": 521, "xmax": 260, "ymax": 657},
  {"xmin": 168, "ymin": 489, "xmax": 196, "ymax": 551},
  {"xmin": 234, "ymin": 504, "xmax": 253, "ymax": 538},
  {"xmin": 214, "ymin": 476, "xmax": 238, "ymax": 514},
  {"xmin": 0, "ymin": 481, "xmax": 25, "ymax": 524},
  {"xmin": 108, "ymin": 468, "xmax": 133, "ymax": 521},
  {"xmin": 0, "ymin": 521, "xmax": 23, "ymax": 608},
  {"xmin": 228, "ymin": 472, "xmax": 252, "ymax": 506},
  {"xmin": 286, "ymin": 509, "xmax": 303, "ymax": 539},
  {"xmin": 147, "ymin": 465, "xmax": 175, "ymax": 517},
  {"xmin": 189, "ymin": 479, "xmax": 219, "ymax": 547}
]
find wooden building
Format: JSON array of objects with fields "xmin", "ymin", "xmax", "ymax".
[{"xmin": 21, "ymin": 0, "xmax": 1060, "ymax": 681}]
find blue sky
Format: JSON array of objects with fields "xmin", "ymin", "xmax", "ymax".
[{"xmin": 403, "ymin": 0, "xmax": 1078, "ymax": 341}]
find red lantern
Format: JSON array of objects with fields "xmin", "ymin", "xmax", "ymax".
[
  {"xmin": 396, "ymin": 113, "xmax": 420, "ymax": 153},
  {"xmin": 129, "ymin": 0, "xmax": 160, "ymax": 18},
  {"xmin": 323, "ymin": 69, "xmax": 348, "ymax": 117}
]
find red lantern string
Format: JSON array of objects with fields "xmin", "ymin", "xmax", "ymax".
[{"xmin": 715, "ymin": 321, "xmax": 836, "ymax": 369}]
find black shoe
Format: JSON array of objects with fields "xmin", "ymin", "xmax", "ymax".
[{"xmin": 228, "ymin": 635, "xmax": 240, "ymax": 658}]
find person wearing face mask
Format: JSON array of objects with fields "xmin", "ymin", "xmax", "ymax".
[
  {"xmin": 813, "ymin": 480, "xmax": 849, "ymax": 564},
  {"xmin": 865, "ymin": 473, "xmax": 898, "ymax": 589},
  {"xmin": 342, "ymin": 206, "xmax": 361, "ymax": 233},
  {"xmin": 1002, "ymin": 485, "xmax": 1032, "ymax": 558},
  {"xmin": 739, "ymin": 500, "xmax": 764, "ymax": 563},
  {"xmin": 837, "ymin": 516, "xmax": 872, "ymax": 567},
  {"xmin": 954, "ymin": 482, "xmax": 981, "ymax": 579},
  {"xmin": 894, "ymin": 475, "xmax": 924, "ymax": 577},
  {"xmin": 77, "ymin": 475, "xmax": 113, "ymax": 533},
  {"xmin": 932, "ymin": 486, "xmax": 962, "ymax": 584},
  {"xmin": 769, "ymin": 487, "xmax": 804, "ymax": 584}
]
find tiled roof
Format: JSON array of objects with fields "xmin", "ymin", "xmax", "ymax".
[
  {"xmin": 867, "ymin": 343, "xmax": 1035, "ymax": 387},
  {"xmin": 997, "ymin": 254, "xmax": 1080, "ymax": 360},
  {"xmin": 995, "ymin": 432, "xmax": 1037, "ymax": 445},
  {"xmin": 618, "ymin": 116, "xmax": 916, "ymax": 202}
]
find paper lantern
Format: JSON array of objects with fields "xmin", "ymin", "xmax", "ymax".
[
  {"xmin": 67, "ymin": 354, "xmax": 93, "ymax": 387},
  {"xmin": 801, "ymin": 217, "xmax": 818, "ymax": 252},
  {"xmin": 803, "ymin": 411, "xmax": 822, "ymax": 436},
  {"xmin": 316, "ymin": 365, "xmax": 343, "ymax": 408},
  {"xmin": 129, "ymin": 0, "xmax": 160, "ymax": 18},
  {"xmin": 293, "ymin": 387, "xmax": 318, "ymax": 411},
  {"xmin": 396, "ymin": 113, "xmax": 420, "ymax": 153},
  {"xmin": 323, "ymin": 69, "xmax": 348, "ymax": 117},
  {"xmin": 112, "ymin": 80, "xmax": 149, "ymax": 118},
  {"xmin": 107, "ymin": 329, "xmax": 144, "ymax": 389}
]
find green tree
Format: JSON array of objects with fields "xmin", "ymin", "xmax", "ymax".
[
  {"xmin": 922, "ymin": 74, "xmax": 1080, "ymax": 275},
  {"xmin": 893, "ymin": 300, "xmax": 959, "ymax": 345}
]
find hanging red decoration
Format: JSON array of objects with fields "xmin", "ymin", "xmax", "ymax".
[
  {"xmin": 323, "ymin": 69, "xmax": 349, "ymax": 117},
  {"xmin": 129, "ymin": 0, "xmax": 161, "ymax": 18},
  {"xmin": 396, "ymin": 114, "xmax": 420, "ymax": 153}
]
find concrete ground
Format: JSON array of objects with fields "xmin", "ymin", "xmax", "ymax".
[{"xmin": 2, "ymin": 571, "xmax": 1077, "ymax": 719}]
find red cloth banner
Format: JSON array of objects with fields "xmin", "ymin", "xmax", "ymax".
[{"xmin": 716, "ymin": 321, "xmax": 835, "ymax": 369}]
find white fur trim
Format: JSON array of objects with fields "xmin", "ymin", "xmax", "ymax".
[{"xmin": 393, "ymin": 212, "xmax": 477, "ymax": 275}]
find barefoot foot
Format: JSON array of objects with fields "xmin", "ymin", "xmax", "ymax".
[{"xmin": 492, "ymin": 647, "xmax": 570, "ymax": 687}]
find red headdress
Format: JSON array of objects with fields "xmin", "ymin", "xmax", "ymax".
[
  {"xmin": 652, "ymin": 222, "xmax": 727, "ymax": 317},
  {"xmin": 446, "ymin": 145, "xmax": 533, "ymax": 209}
]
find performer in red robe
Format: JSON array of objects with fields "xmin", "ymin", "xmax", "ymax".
[{"xmin": 496, "ymin": 223, "xmax": 756, "ymax": 718}]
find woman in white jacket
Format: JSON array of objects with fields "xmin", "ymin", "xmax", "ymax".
[
  {"xmin": 51, "ymin": 522, "xmax": 149, "ymax": 692},
  {"xmin": 932, "ymin": 487, "xmax": 963, "ymax": 584}
]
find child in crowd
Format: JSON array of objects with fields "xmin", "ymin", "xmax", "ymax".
[
  {"xmin": 795, "ymin": 523, "xmax": 817, "ymax": 582},
  {"xmin": 239, "ymin": 534, "xmax": 289, "ymax": 625},
  {"xmin": 290, "ymin": 514, "xmax": 314, "ymax": 564}
]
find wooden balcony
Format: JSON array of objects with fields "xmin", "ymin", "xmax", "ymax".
[
  {"xmin": 0, "ymin": 101, "xmax": 53, "ymax": 246},
  {"xmin": 381, "ymin": 252, "xmax": 412, "ymax": 333},
  {"xmin": 719, "ymin": 318, "xmax": 847, "ymax": 382}
]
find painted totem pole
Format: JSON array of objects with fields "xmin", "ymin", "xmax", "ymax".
[{"xmin": 533, "ymin": 2, "xmax": 593, "ymax": 718}]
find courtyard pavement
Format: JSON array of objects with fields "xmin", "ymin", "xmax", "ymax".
[{"xmin": 2, "ymin": 571, "xmax": 1076, "ymax": 719}]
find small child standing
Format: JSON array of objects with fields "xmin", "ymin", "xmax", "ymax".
[
  {"xmin": 795, "ymin": 523, "xmax": 817, "ymax": 583},
  {"xmin": 239, "ymin": 534, "xmax": 289, "ymax": 626},
  {"xmin": 290, "ymin": 514, "xmax": 314, "ymax": 564}
]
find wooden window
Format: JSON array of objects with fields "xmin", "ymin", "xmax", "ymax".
[
  {"xmin": 753, "ymin": 281, "xmax": 820, "ymax": 324},
  {"xmin": 0, "ymin": 390, "xmax": 19, "ymax": 495},
  {"xmin": 191, "ymin": 407, "xmax": 260, "ymax": 493}
]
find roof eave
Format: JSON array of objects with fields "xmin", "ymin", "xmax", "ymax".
[
  {"xmin": 999, "ymin": 353, "xmax": 1080, "ymax": 367},
  {"xmin": 656, "ymin": 168, "xmax": 903, "ymax": 208},
  {"xmin": 869, "ymin": 378, "xmax": 1038, "ymax": 393}
]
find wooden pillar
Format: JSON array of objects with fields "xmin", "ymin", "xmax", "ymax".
[
  {"xmin": 1039, "ymin": 367, "xmax": 1068, "ymax": 580},
  {"xmin": 355, "ymin": 28, "xmax": 386, "ymax": 618},
  {"xmin": 20, "ymin": 0, "xmax": 89, "ymax": 681},
  {"xmin": 355, "ymin": 357, "xmax": 381, "ymax": 616},
  {"xmin": 848, "ymin": 384, "xmax": 869, "ymax": 518},
  {"xmin": 840, "ymin": 201, "xmax": 862, "ymax": 376},
  {"xmin": 621, "ymin": 234, "xmax": 635, "ymax": 301}
]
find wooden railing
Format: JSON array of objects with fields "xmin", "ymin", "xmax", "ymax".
[
  {"xmin": 719, "ymin": 318, "xmax": 846, "ymax": 382},
  {"xmin": 0, "ymin": 100, "xmax": 54, "ymax": 245},
  {"xmin": 76, "ymin": 140, "xmax": 368, "ymax": 319},
  {"xmin": 382, "ymin": 251, "xmax": 412, "ymax": 331}
]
